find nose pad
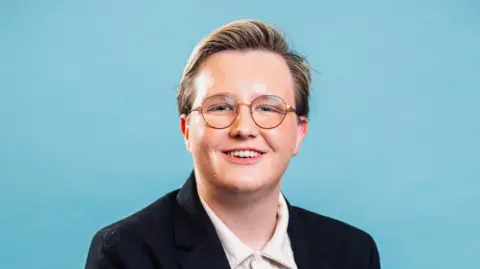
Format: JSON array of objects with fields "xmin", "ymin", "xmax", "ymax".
[{"xmin": 229, "ymin": 104, "xmax": 258, "ymax": 137}]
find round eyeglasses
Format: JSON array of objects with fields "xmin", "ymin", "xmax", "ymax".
[{"xmin": 188, "ymin": 94, "xmax": 298, "ymax": 129}]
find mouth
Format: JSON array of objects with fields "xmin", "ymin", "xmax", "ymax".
[{"xmin": 221, "ymin": 148, "xmax": 266, "ymax": 164}]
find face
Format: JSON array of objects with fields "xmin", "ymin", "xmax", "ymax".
[{"xmin": 180, "ymin": 50, "xmax": 308, "ymax": 194}]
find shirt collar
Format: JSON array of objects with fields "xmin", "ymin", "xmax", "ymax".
[
  {"xmin": 262, "ymin": 194, "xmax": 294, "ymax": 267},
  {"xmin": 199, "ymin": 193, "xmax": 295, "ymax": 268}
]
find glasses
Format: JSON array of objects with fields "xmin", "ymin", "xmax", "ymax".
[{"xmin": 188, "ymin": 94, "xmax": 298, "ymax": 129}]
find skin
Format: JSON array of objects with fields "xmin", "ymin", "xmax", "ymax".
[{"xmin": 180, "ymin": 49, "xmax": 308, "ymax": 250}]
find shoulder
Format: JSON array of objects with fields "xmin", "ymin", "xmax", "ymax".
[
  {"xmin": 85, "ymin": 190, "xmax": 182, "ymax": 268},
  {"xmin": 289, "ymin": 205, "xmax": 380, "ymax": 268},
  {"xmin": 291, "ymin": 205, "xmax": 375, "ymax": 242},
  {"xmin": 90, "ymin": 189, "xmax": 180, "ymax": 250}
]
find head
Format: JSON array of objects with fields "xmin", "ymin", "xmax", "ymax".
[{"xmin": 178, "ymin": 19, "xmax": 311, "ymax": 195}]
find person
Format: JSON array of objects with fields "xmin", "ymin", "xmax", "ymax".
[{"xmin": 85, "ymin": 19, "xmax": 381, "ymax": 269}]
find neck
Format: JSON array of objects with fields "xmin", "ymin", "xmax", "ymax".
[{"xmin": 197, "ymin": 177, "xmax": 281, "ymax": 251}]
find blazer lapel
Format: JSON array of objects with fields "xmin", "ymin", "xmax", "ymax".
[
  {"xmin": 286, "ymin": 199, "xmax": 335, "ymax": 269},
  {"xmin": 172, "ymin": 172, "xmax": 332, "ymax": 269},
  {"xmin": 173, "ymin": 171, "xmax": 231, "ymax": 269}
]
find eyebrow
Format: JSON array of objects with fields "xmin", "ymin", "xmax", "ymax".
[
  {"xmin": 208, "ymin": 91, "xmax": 239, "ymax": 99},
  {"xmin": 204, "ymin": 91, "xmax": 278, "ymax": 102}
]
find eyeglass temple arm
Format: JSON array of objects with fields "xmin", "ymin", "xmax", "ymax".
[
  {"xmin": 187, "ymin": 107, "xmax": 201, "ymax": 115},
  {"xmin": 286, "ymin": 105, "xmax": 298, "ymax": 114}
]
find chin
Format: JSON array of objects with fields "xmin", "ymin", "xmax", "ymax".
[{"xmin": 214, "ymin": 171, "xmax": 275, "ymax": 193}]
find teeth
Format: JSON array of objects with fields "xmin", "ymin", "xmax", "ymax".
[{"xmin": 228, "ymin": 150, "xmax": 262, "ymax": 158}]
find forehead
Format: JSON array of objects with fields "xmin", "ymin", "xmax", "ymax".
[{"xmin": 193, "ymin": 50, "xmax": 295, "ymax": 106}]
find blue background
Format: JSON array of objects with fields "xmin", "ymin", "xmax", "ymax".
[{"xmin": 1, "ymin": 0, "xmax": 479, "ymax": 268}]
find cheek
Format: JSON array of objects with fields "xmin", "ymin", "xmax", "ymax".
[
  {"xmin": 189, "ymin": 116, "xmax": 209, "ymax": 146},
  {"xmin": 263, "ymin": 124, "xmax": 297, "ymax": 152},
  {"xmin": 189, "ymin": 117, "xmax": 224, "ymax": 152},
  {"xmin": 188, "ymin": 118, "xmax": 207, "ymax": 153},
  {"xmin": 189, "ymin": 116, "xmax": 205, "ymax": 137}
]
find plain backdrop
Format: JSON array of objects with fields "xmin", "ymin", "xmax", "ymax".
[{"xmin": 1, "ymin": 0, "xmax": 479, "ymax": 268}]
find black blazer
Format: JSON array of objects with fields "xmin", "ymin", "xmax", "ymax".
[{"xmin": 85, "ymin": 172, "xmax": 380, "ymax": 269}]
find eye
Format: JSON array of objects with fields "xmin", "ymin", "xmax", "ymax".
[
  {"xmin": 255, "ymin": 105, "xmax": 282, "ymax": 113},
  {"xmin": 207, "ymin": 104, "xmax": 234, "ymax": 112}
]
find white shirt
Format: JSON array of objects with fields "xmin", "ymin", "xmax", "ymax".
[{"xmin": 200, "ymin": 194, "xmax": 298, "ymax": 269}]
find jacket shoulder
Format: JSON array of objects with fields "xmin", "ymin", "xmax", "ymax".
[
  {"xmin": 289, "ymin": 205, "xmax": 380, "ymax": 268},
  {"xmin": 90, "ymin": 189, "xmax": 180, "ymax": 250},
  {"xmin": 291, "ymin": 205, "xmax": 374, "ymax": 241}
]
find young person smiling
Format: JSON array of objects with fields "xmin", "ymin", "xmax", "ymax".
[{"xmin": 86, "ymin": 19, "xmax": 381, "ymax": 269}]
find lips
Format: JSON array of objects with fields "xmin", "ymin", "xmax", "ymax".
[
  {"xmin": 221, "ymin": 148, "xmax": 266, "ymax": 164},
  {"xmin": 222, "ymin": 148, "xmax": 266, "ymax": 158}
]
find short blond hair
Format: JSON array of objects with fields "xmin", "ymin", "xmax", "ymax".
[{"xmin": 177, "ymin": 19, "xmax": 312, "ymax": 117}]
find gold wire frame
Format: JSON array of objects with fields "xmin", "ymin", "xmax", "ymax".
[{"xmin": 188, "ymin": 94, "xmax": 298, "ymax": 129}]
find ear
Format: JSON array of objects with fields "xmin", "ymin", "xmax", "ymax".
[
  {"xmin": 293, "ymin": 116, "xmax": 308, "ymax": 156},
  {"xmin": 180, "ymin": 114, "xmax": 192, "ymax": 153}
]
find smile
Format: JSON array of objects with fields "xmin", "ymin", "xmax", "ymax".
[
  {"xmin": 226, "ymin": 150, "xmax": 263, "ymax": 158},
  {"xmin": 221, "ymin": 148, "xmax": 266, "ymax": 164}
]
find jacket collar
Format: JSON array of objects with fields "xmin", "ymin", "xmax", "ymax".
[
  {"xmin": 173, "ymin": 170, "xmax": 333, "ymax": 269},
  {"xmin": 287, "ymin": 201, "xmax": 334, "ymax": 269},
  {"xmin": 173, "ymin": 171, "xmax": 230, "ymax": 269}
]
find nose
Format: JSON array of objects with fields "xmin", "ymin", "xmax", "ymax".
[{"xmin": 229, "ymin": 104, "xmax": 259, "ymax": 139}]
